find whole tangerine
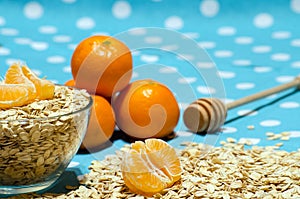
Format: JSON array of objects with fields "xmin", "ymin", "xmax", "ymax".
[
  {"xmin": 112, "ymin": 79, "xmax": 180, "ymax": 139},
  {"xmin": 80, "ymin": 95, "xmax": 115, "ymax": 150},
  {"xmin": 71, "ymin": 35, "xmax": 132, "ymax": 97}
]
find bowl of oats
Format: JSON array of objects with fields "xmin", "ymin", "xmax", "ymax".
[{"xmin": 0, "ymin": 84, "xmax": 93, "ymax": 194}]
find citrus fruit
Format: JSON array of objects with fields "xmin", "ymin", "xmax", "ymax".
[
  {"xmin": 64, "ymin": 79, "xmax": 75, "ymax": 87},
  {"xmin": 0, "ymin": 84, "xmax": 35, "ymax": 109},
  {"xmin": 112, "ymin": 79, "xmax": 180, "ymax": 138},
  {"xmin": 121, "ymin": 138, "xmax": 182, "ymax": 196},
  {"xmin": 80, "ymin": 95, "xmax": 115, "ymax": 150},
  {"xmin": 71, "ymin": 35, "xmax": 133, "ymax": 97},
  {"xmin": 21, "ymin": 65, "xmax": 55, "ymax": 100}
]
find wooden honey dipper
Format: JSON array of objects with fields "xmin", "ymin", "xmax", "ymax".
[{"xmin": 183, "ymin": 76, "xmax": 300, "ymax": 133}]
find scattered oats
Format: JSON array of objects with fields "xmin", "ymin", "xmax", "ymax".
[
  {"xmin": 275, "ymin": 142, "xmax": 284, "ymax": 147},
  {"xmin": 281, "ymin": 136, "xmax": 290, "ymax": 141},
  {"xmin": 226, "ymin": 137, "xmax": 237, "ymax": 143},
  {"xmin": 6, "ymin": 140, "xmax": 300, "ymax": 199},
  {"xmin": 266, "ymin": 132, "xmax": 275, "ymax": 137},
  {"xmin": 0, "ymin": 86, "xmax": 90, "ymax": 186},
  {"xmin": 281, "ymin": 131, "xmax": 291, "ymax": 136},
  {"xmin": 219, "ymin": 140, "xmax": 227, "ymax": 145},
  {"xmin": 65, "ymin": 185, "xmax": 79, "ymax": 190},
  {"xmin": 247, "ymin": 125, "xmax": 255, "ymax": 130}
]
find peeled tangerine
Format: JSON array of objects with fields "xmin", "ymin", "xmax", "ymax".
[
  {"xmin": 121, "ymin": 139, "xmax": 182, "ymax": 196},
  {"xmin": 0, "ymin": 63, "xmax": 55, "ymax": 109}
]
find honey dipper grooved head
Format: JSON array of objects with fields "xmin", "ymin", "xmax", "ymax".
[{"xmin": 183, "ymin": 98, "xmax": 227, "ymax": 133}]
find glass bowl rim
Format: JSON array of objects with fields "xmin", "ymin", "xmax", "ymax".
[{"xmin": 0, "ymin": 85, "xmax": 93, "ymax": 123}]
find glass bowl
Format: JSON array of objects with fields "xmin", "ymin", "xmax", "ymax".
[{"xmin": 0, "ymin": 85, "xmax": 93, "ymax": 195}]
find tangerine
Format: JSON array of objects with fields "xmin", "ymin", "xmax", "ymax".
[
  {"xmin": 64, "ymin": 79, "xmax": 75, "ymax": 87},
  {"xmin": 80, "ymin": 95, "xmax": 115, "ymax": 150},
  {"xmin": 121, "ymin": 138, "xmax": 182, "ymax": 196},
  {"xmin": 112, "ymin": 79, "xmax": 180, "ymax": 138},
  {"xmin": 21, "ymin": 65, "xmax": 55, "ymax": 100},
  {"xmin": 0, "ymin": 63, "xmax": 55, "ymax": 109},
  {"xmin": 71, "ymin": 35, "xmax": 132, "ymax": 97}
]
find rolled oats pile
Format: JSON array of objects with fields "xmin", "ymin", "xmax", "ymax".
[
  {"xmin": 0, "ymin": 86, "xmax": 91, "ymax": 185},
  {"xmin": 9, "ymin": 140, "xmax": 300, "ymax": 199}
]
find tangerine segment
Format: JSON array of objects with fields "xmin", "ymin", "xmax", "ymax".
[
  {"xmin": 71, "ymin": 35, "xmax": 132, "ymax": 97},
  {"xmin": 4, "ymin": 63, "xmax": 36, "ymax": 101},
  {"xmin": 21, "ymin": 65, "xmax": 55, "ymax": 100},
  {"xmin": 121, "ymin": 139, "xmax": 182, "ymax": 196},
  {"xmin": 0, "ymin": 84, "xmax": 34, "ymax": 109}
]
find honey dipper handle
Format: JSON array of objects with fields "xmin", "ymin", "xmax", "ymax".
[{"xmin": 226, "ymin": 76, "xmax": 300, "ymax": 110}]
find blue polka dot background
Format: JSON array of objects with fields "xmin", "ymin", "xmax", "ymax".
[{"xmin": 1, "ymin": 0, "xmax": 300, "ymax": 189}]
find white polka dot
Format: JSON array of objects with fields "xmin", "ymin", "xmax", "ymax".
[
  {"xmin": 235, "ymin": 36, "xmax": 253, "ymax": 44},
  {"xmin": 233, "ymin": 59, "xmax": 252, "ymax": 66},
  {"xmin": 183, "ymin": 32, "xmax": 200, "ymax": 39},
  {"xmin": 196, "ymin": 61, "xmax": 215, "ymax": 68},
  {"xmin": 200, "ymin": 0, "xmax": 219, "ymax": 17},
  {"xmin": 159, "ymin": 66, "xmax": 178, "ymax": 73},
  {"xmin": 236, "ymin": 82, "xmax": 255, "ymax": 90},
  {"xmin": 6, "ymin": 58, "xmax": 25, "ymax": 66},
  {"xmin": 218, "ymin": 71, "xmax": 236, "ymax": 79},
  {"xmin": 289, "ymin": 131, "xmax": 300, "ymax": 138},
  {"xmin": 291, "ymin": 39, "xmax": 300, "ymax": 47},
  {"xmin": 280, "ymin": 102, "xmax": 299, "ymax": 109},
  {"xmin": 53, "ymin": 35, "xmax": 72, "ymax": 43},
  {"xmin": 92, "ymin": 31, "xmax": 110, "ymax": 36},
  {"xmin": 0, "ymin": 16, "xmax": 5, "ymax": 26},
  {"xmin": 214, "ymin": 50, "xmax": 233, "ymax": 58},
  {"xmin": 140, "ymin": 54, "xmax": 159, "ymax": 63},
  {"xmin": 14, "ymin": 37, "xmax": 32, "ymax": 45},
  {"xmin": 291, "ymin": 0, "xmax": 300, "ymax": 13},
  {"xmin": 0, "ymin": 28, "xmax": 19, "ymax": 36},
  {"xmin": 178, "ymin": 77, "xmax": 197, "ymax": 84},
  {"xmin": 254, "ymin": 66, "xmax": 272, "ymax": 73},
  {"xmin": 47, "ymin": 56, "xmax": 66, "ymax": 64},
  {"xmin": 276, "ymin": 75, "xmax": 294, "ymax": 83},
  {"xmin": 198, "ymin": 41, "xmax": 216, "ymax": 49},
  {"xmin": 68, "ymin": 43, "xmax": 77, "ymax": 51},
  {"xmin": 260, "ymin": 120, "xmax": 281, "ymax": 127},
  {"xmin": 176, "ymin": 131, "xmax": 193, "ymax": 137},
  {"xmin": 253, "ymin": 13, "xmax": 274, "ymax": 28},
  {"xmin": 161, "ymin": 44, "xmax": 179, "ymax": 51},
  {"xmin": 128, "ymin": 28, "xmax": 147, "ymax": 35},
  {"xmin": 238, "ymin": 138, "xmax": 260, "ymax": 145},
  {"xmin": 271, "ymin": 31, "xmax": 291, "ymax": 39},
  {"xmin": 68, "ymin": 161, "xmax": 80, "ymax": 168},
  {"xmin": 62, "ymin": 0, "xmax": 76, "ymax": 3},
  {"xmin": 222, "ymin": 126, "xmax": 237, "ymax": 133},
  {"xmin": 38, "ymin": 25, "xmax": 57, "ymax": 34},
  {"xmin": 237, "ymin": 109, "xmax": 258, "ymax": 116},
  {"xmin": 180, "ymin": 103, "xmax": 189, "ymax": 110},
  {"xmin": 132, "ymin": 71, "xmax": 139, "ymax": 78},
  {"xmin": 177, "ymin": 54, "xmax": 194, "ymax": 61},
  {"xmin": 131, "ymin": 50, "xmax": 140, "ymax": 56},
  {"xmin": 0, "ymin": 47, "xmax": 10, "ymax": 56},
  {"xmin": 62, "ymin": 66, "xmax": 71, "ymax": 73},
  {"xmin": 271, "ymin": 53, "xmax": 290, "ymax": 61},
  {"xmin": 266, "ymin": 94, "xmax": 278, "ymax": 99},
  {"xmin": 76, "ymin": 17, "xmax": 95, "ymax": 30},
  {"xmin": 164, "ymin": 16, "xmax": 184, "ymax": 30},
  {"xmin": 23, "ymin": 1, "xmax": 44, "ymax": 19},
  {"xmin": 223, "ymin": 98, "xmax": 234, "ymax": 104},
  {"xmin": 31, "ymin": 69, "xmax": 42, "ymax": 76},
  {"xmin": 252, "ymin": 45, "xmax": 272, "ymax": 53},
  {"xmin": 112, "ymin": 1, "xmax": 131, "ymax": 19},
  {"xmin": 144, "ymin": 36, "xmax": 162, "ymax": 44},
  {"xmin": 217, "ymin": 26, "xmax": 236, "ymax": 36},
  {"xmin": 30, "ymin": 41, "xmax": 49, "ymax": 51},
  {"xmin": 197, "ymin": 86, "xmax": 216, "ymax": 95},
  {"xmin": 291, "ymin": 61, "xmax": 300, "ymax": 68}
]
